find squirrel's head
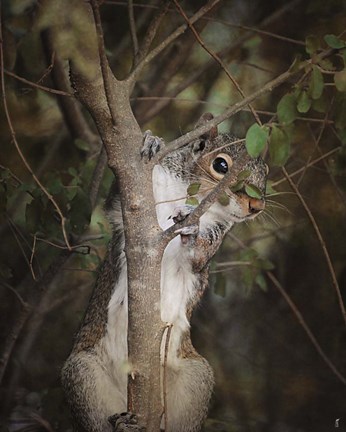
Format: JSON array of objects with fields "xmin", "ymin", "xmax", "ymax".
[{"xmin": 187, "ymin": 113, "xmax": 268, "ymax": 224}]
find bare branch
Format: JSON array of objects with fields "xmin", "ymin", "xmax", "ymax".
[
  {"xmin": 172, "ymin": 0, "xmax": 261, "ymax": 125},
  {"xmin": 267, "ymin": 271, "xmax": 346, "ymax": 385},
  {"xmin": 282, "ymin": 167, "xmax": 346, "ymax": 328},
  {"xmin": 130, "ymin": 0, "xmax": 221, "ymax": 81},
  {"xmin": 157, "ymin": 48, "xmax": 333, "ymax": 161},
  {"xmin": 128, "ymin": 0, "xmax": 139, "ymax": 65}
]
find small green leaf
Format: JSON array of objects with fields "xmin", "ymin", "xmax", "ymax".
[
  {"xmin": 229, "ymin": 180, "xmax": 244, "ymax": 193},
  {"xmin": 245, "ymin": 184, "xmax": 262, "ymax": 199},
  {"xmin": 324, "ymin": 34, "xmax": 346, "ymax": 49},
  {"xmin": 296, "ymin": 90, "xmax": 312, "ymax": 113},
  {"xmin": 68, "ymin": 167, "xmax": 78, "ymax": 177},
  {"xmin": 187, "ymin": 183, "xmax": 201, "ymax": 196},
  {"xmin": 309, "ymin": 66, "xmax": 324, "ymax": 100},
  {"xmin": 74, "ymin": 138, "xmax": 90, "ymax": 152},
  {"xmin": 237, "ymin": 170, "xmax": 251, "ymax": 181},
  {"xmin": 312, "ymin": 93, "xmax": 329, "ymax": 113},
  {"xmin": 288, "ymin": 55, "xmax": 302, "ymax": 73},
  {"xmin": 185, "ymin": 197, "xmax": 199, "ymax": 206},
  {"xmin": 257, "ymin": 258, "xmax": 275, "ymax": 270},
  {"xmin": 265, "ymin": 180, "xmax": 276, "ymax": 196},
  {"xmin": 218, "ymin": 192, "xmax": 230, "ymax": 206},
  {"xmin": 334, "ymin": 70, "xmax": 346, "ymax": 92},
  {"xmin": 245, "ymin": 124, "xmax": 269, "ymax": 157},
  {"xmin": 255, "ymin": 273, "xmax": 268, "ymax": 292},
  {"xmin": 277, "ymin": 93, "xmax": 297, "ymax": 124},
  {"xmin": 305, "ymin": 35, "xmax": 320, "ymax": 55},
  {"xmin": 269, "ymin": 125, "xmax": 290, "ymax": 167}
]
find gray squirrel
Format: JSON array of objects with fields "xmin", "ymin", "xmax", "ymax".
[{"xmin": 61, "ymin": 114, "xmax": 268, "ymax": 432}]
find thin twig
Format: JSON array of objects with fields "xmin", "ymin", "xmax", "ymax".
[
  {"xmin": 4, "ymin": 69, "xmax": 73, "ymax": 96},
  {"xmin": 173, "ymin": 0, "xmax": 261, "ymax": 126},
  {"xmin": 157, "ymin": 47, "xmax": 333, "ymax": 161},
  {"xmin": 0, "ymin": 18, "xmax": 71, "ymax": 250},
  {"xmin": 90, "ymin": 0, "xmax": 118, "ymax": 125},
  {"xmin": 272, "ymin": 147, "xmax": 340, "ymax": 187},
  {"xmin": 282, "ymin": 167, "xmax": 346, "ymax": 327},
  {"xmin": 267, "ymin": 271, "xmax": 346, "ymax": 385},
  {"xmin": 128, "ymin": 0, "xmax": 139, "ymax": 66},
  {"xmin": 130, "ymin": 0, "xmax": 221, "ymax": 81},
  {"xmin": 163, "ymin": 324, "xmax": 173, "ymax": 432}
]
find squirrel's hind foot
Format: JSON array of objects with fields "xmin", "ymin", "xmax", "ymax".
[
  {"xmin": 141, "ymin": 130, "xmax": 164, "ymax": 161},
  {"xmin": 108, "ymin": 412, "xmax": 145, "ymax": 431}
]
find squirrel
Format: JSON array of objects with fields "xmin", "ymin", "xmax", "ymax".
[{"xmin": 61, "ymin": 113, "xmax": 268, "ymax": 432}]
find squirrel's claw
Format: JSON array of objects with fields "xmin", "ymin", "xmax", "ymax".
[
  {"xmin": 170, "ymin": 204, "xmax": 196, "ymax": 223},
  {"xmin": 108, "ymin": 412, "xmax": 145, "ymax": 431},
  {"xmin": 140, "ymin": 130, "xmax": 165, "ymax": 161}
]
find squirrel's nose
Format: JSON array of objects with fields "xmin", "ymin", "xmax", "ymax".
[{"xmin": 249, "ymin": 198, "xmax": 265, "ymax": 214}]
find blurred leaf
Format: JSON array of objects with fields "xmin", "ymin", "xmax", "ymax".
[
  {"xmin": 305, "ymin": 35, "xmax": 320, "ymax": 55},
  {"xmin": 309, "ymin": 66, "xmax": 324, "ymax": 100},
  {"xmin": 277, "ymin": 93, "xmax": 297, "ymax": 124},
  {"xmin": 269, "ymin": 125, "xmax": 290, "ymax": 166},
  {"xmin": 0, "ymin": 263, "xmax": 12, "ymax": 279},
  {"xmin": 324, "ymin": 34, "xmax": 346, "ymax": 49},
  {"xmin": 245, "ymin": 184, "xmax": 262, "ymax": 199},
  {"xmin": 311, "ymin": 93, "xmax": 329, "ymax": 113},
  {"xmin": 69, "ymin": 189, "xmax": 92, "ymax": 234},
  {"xmin": 187, "ymin": 183, "xmax": 201, "ymax": 196},
  {"xmin": 214, "ymin": 273, "xmax": 226, "ymax": 297},
  {"xmin": 26, "ymin": 197, "xmax": 43, "ymax": 233},
  {"xmin": 217, "ymin": 192, "xmax": 230, "ymax": 206},
  {"xmin": 297, "ymin": 90, "xmax": 311, "ymax": 113},
  {"xmin": 74, "ymin": 138, "xmax": 90, "ymax": 152},
  {"xmin": 334, "ymin": 70, "xmax": 346, "ymax": 92},
  {"xmin": 265, "ymin": 180, "xmax": 276, "ymax": 196},
  {"xmin": 245, "ymin": 124, "xmax": 269, "ymax": 157},
  {"xmin": 185, "ymin": 197, "xmax": 199, "ymax": 206},
  {"xmin": 255, "ymin": 273, "xmax": 268, "ymax": 291}
]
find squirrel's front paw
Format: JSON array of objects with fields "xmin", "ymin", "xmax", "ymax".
[
  {"xmin": 108, "ymin": 412, "xmax": 145, "ymax": 431},
  {"xmin": 170, "ymin": 204, "xmax": 195, "ymax": 223},
  {"xmin": 140, "ymin": 130, "xmax": 164, "ymax": 161}
]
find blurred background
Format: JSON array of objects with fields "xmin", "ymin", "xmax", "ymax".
[{"xmin": 1, "ymin": 0, "xmax": 346, "ymax": 431}]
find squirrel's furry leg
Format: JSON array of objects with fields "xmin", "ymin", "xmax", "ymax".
[{"xmin": 62, "ymin": 351, "xmax": 127, "ymax": 432}]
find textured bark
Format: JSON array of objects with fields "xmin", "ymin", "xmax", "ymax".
[{"xmin": 64, "ymin": 2, "xmax": 165, "ymax": 430}]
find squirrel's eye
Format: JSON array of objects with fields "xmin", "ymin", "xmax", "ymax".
[
  {"xmin": 213, "ymin": 157, "xmax": 228, "ymax": 174},
  {"xmin": 210, "ymin": 153, "xmax": 233, "ymax": 180}
]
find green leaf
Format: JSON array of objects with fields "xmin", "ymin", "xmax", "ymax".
[
  {"xmin": 187, "ymin": 183, "xmax": 201, "ymax": 196},
  {"xmin": 311, "ymin": 93, "xmax": 329, "ymax": 113},
  {"xmin": 255, "ymin": 273, "xmax": 268, "ymax": 292},
  {"xmin": 68, "ymin": 167, "xmax": 78, "ymax": 177},
  {"xmin": 257, "ymin": 258, "xmax": 275, "ymax": 270},
  {"xmin": 277, "ymin": 93, "xmax": 297, "ymax": 124},
  {"xmin": 305, "ymin": 35, "xmax": 320, "ymax": 55},
  {"xmin": 309, "ymin": 66, "xmax": 324, "ymax": 100},
  {"xmin": 324, "ymin": 34, "xmax": 346, "ymax": 49},
  {"xmin": 269, "ymin": 125, "xmax": 290, "ymax": 166},
  {"xmin": 185, "ymin": 197, "xmax": 199, "ymax": 206},
  {"xmin": 245, "ymin": 124, "xmax": 269, "ymax": 157},
  {"xmin": 217, "ymin": 192, "xmax": 230, "ymax": 206},
  {"xmin": 237, "ymin": 170, "xmax": 251, "ymax": 181},
  {"xmin": 74, "ymin": 138, "xmax": 90, "ymax": 152},
  {"xmin": 265, "ymin": 180, "xmax": 276, "ymax": 196},
  {"xmin": 229, "ymin": 180, "xmax": 244, "ymax": 193},
  {"xmin": 296, "ymin": 90, "xmax": 312, "ymax": 113},
  {"xmin": 245, "ymin": 184, "xmax": 262, "ymax": 199},
  {"xmin": 334, "ymin": 70, "xmax": 346, "ymax": 92}
]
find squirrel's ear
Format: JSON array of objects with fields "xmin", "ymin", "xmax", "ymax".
[
  {"xmin": 194, "ymin": 112, "xmax": 218, "ymax": 140},
  {"xmin": 192, "ymin": 112, "xmax": 218, "ymax": 154}
]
